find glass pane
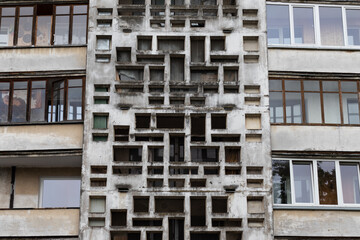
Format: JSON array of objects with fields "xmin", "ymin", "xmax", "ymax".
[
  {"xmin": 12, "ymin": 82, "xmax": 28, "ymax": 123},
  {"xmin": 269, "ymin": 79, "xmax": 282, "ymax": 91},
  {"xmin": 56, "ymin": 6, "xmax": 70, "ymax": 15},
  {"xmin": 51, "ymin": 81, "xmax": 65, "ymax": 122},
  {"xmin": 317, "ymin": 161, "xmax": 338, "ymax": 205},
  {"xmin": 342, "ymin": 93, "xmax": 359, "ymax": 124},
  {"xmin": 72, "ymin": 15, "xmax": 87, "ymax": 45},
  {"xmin": 303, "ymin": 80, "xmax": 320, "ymax": 91},
  {"xmin": 346, "ymin": 9, "xmax": 360, "ymax": 46},
  {"xmin": 0, "ymin": 17, "xmax": 15, "ymax": 46},
  {"xmin": 267, "ymin": 5, "xmax": 290, "ymax": 45},
  {"xmin": 97, "ymin": 38, "xmax": 110, "ymax": 50},
  {"xmin": 304, "ymin": 93, "xmax": 322, "ymax": 123},
  {"xmin": 0, "ymin": 82, "xmax": 10, "ymax": 123},
  {"xmin": 68, "ymin": 79, "xmax": 83, "ymax": 87},
  {"xmin": 319, "ymin": 7, "xmax": 344, "ymax": 46},
  {"xmin": 67, "ymin": 88, "xmax": 82, "ymax": 120},
  {"xmin": 2, "ymin": 8, "xmax": 16, "ymax": 16},
  {"xmin": 36, "ymin": 16, "xmax": 52, "ymax": 46},
  {"xmin": 285, "ymin": 92, "xmax": 302, "ymax": 123},
  {"xmin": 285, "ymin": 80, "xmax": 300, "ymax": 91},
  {"xmin": 30, "ymin": 81, "xmax": 46, "ymax": 122},
  {"xmin": 90, "ymin": 198, "xmax": 105, "ymax": 213},
  {"xmin": 340, "ymin": 164, "xmax": 360, "ymax": 204},
  {"xmin": 54, "ymin": 16, "xmax": 69, "ymax": 45},
  {"xmin": 323, "ymin": 81, "xmax": 339, "ymax": 91},
  {"xmin": 293, "ymin": 162, "xmax": 313, "ymax": 203},
  {"xmin": 94, "ymin": 115, "xmax": 107, "ymax": 129},
  {"xmin": 273, "ymin": 160, "xmax": 292, "ymax": 204},
  {"xmin": 73, "ymin": 5, "xmax": 88, "ymax": 14},
  {"xmin": 293, "ymin": 7, "xmax": 315, "ymax": 44},
  {"xmin": 20, "ymin": 7, "xmax": 33, "ymax": 16},
  {"xmin": 17, "ymin": 17, "xmax": 33, "ymax": 46},
  {"xmin": 341, "ymin": 81, "xmax": 357, "ymax": 92},
  {"xmin": 42, "ymin": 179, "xmax": 81, "ymax": 208},
  {"xmin": 324, "ymin": 93, "xmax": 341, "ymax": 124},
  {"xmin": 270, "ymin": 92, "xmax": 284, "ymax": 123}
]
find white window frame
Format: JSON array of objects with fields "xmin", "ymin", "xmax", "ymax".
[
  {"xmin": 267, "ymin": 2, "xmax": 360, "ymax": 49},
  {"xmin": 273, "ymin": 158, "xmax": 360, "ymax": 207},
  {"xmin": 39, "ymin": 177, "xmax": 81, "ymax": 208}
]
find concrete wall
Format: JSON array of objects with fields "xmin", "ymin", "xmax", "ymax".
[
  {"xmin": 268, "ymin": 48, "xmax": 360, "ymax": 73},
  {"xmin": 271, "ymin": 125, "xmax": 360, "ymax": 152},
  {"xmin": 0, "ymin": 168, "xmax": 11, "ymax": 208},
  {"xmin": 0, "ymin": 208, "xmax": 79, "ymax": 237},
  {"xmin": 0, "ymin": 124, "xmax": 83, "ymax": 151},
  {"xmin": 274, "ymin": 209, "xmax": 360, "ymax": 237},
  {"xmin": 0, "ymin": 47, "xmax": 86, "ymax": 72},
  {"xmin": 13, "ymin": 167, "xmax": 80, "ymax": 208}
]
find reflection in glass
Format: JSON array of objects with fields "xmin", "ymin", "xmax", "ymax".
[
  {"xmin": 72, "ymin": 15, "xmax": 87, "ymax": 45},
  {"xmin": 11, "ymin": 81, "xmax": 28, "ymax": 123},
  {"xmin": 285, "ymin": 92, "xmax": 302, "ymax": 123},
  {"xmin": 323, "ymin": 93, "xmax": 341, "ymax": 124},
  {"xmin": 303, "ymin": 80, "xmax": 320, "ymax": 91},
  {"xmin": 30, "ymin": 81, "xmax": 46, "ymax": 122},
  {"xmin": 267, "ymin": 5, "xmax": 290, "ymax": 44},
  {"xmin": 346, "ymin": 9, "xmax": 360, "ymax": 46},
  {"xmin": 42, "ymin": 179, "xmax": 81, "ymax": 208},
  {"xmin": 50, "ymin": 81, "xmax": 65, "ymax": 122},
  {"xmin": 36, "ymin": 16, "xmax": 52, "ymax": 46},
  {"xmin": 323, "ymin": 81, "xmax": 339, "ymax": 91},
  {"xmin": 342, "ymin": 94, "xmax": 359, "ymax": 124},
  {"xmin": 97, "ymin": 38, "xmax": 110, "ymax": 50},
  {"xmin": 304, "ymin": 93, "xmax": 322, "ymax": 123},
  {"xmin": 319, "ymin": 7, "xmax": 344, "ymax": 46},
  {"xmin": 67, "ymin": 88, "xmax": 82, "ymax": 120},
  {"xmin": 54, "ymin": 16, "xmax": 69, "ymax": 45},
  {"xmin": 270, "ymin": 92, "xmax": 284, "ymax": 123},
  {"xmin": 0, "ymin": 82, "xmax": 10, "ymax": 122},
  {"xmin": 0, "ymin": 17, "xmax": 15, "ymax": 46},
  {"xmin": 293, "ymin": 162, "xmax": 313, "ymax": 203},
  {"xmin": 293, "ymin": 7, "xmax": 315, "ymax": 44},
  {"xmin": 269, "ymin": 80, "xmax": 282, "ymax": 91},
  {"xmin": 340, "ymin": 164, "xmax": 360, "ymax": 204},
  {"xmin": 17, "ymin": 17, "xmax": 33, "ymax": 46},
  {"xmin": 273, "ymin": 160, "xmax": 292, "ymax": 204},
  {"xmin": 341, "ymin": 81, "xmax": 357, "ymax": 92},
  {"xmin": 317, "ymin": 161, "xmax": 338, "ymax": 205},
  {"xmin": 284, "ymin": 80, "xmax": 300, "ymax": 91}
]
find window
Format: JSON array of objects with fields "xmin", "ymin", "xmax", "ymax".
[
  {"xmin": 93, "ymin": 114, "xmax": 108, "ymax": 129},
  {"xmin": 267, "ymin": 3, "xmax": 360, "ymax": 47},
  {"xmin": 41, "ymin": 178, "xmax": 81, "ymax": 208},
  {"xmin": 269, "ymin": 79, "xmax": 360, "ymax": 125},
  {"xmin": 97, "ymin": 36, "xmax": 111, "ymax": 50},
  {"xmin": 0, "ymin": 78, "xmax": 84, "ymax": 124},
  {"xmin": 0, "ymin": 4, "xmax": 87, "ymax": 47},
  {"xmin": 273, "ymin": 159, "xmax": 360, "ymax": 206}
]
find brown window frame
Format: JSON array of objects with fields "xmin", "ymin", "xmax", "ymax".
[
  {"xmin": 0, "ymin": 4, "xmax": 88, "ymax": 47},
  {"xmin": 269, "ymin": 78, "xmax": 360, "ymax": 126},
  {"xmin": 0, "ymin": 77, "xmax": 85, "ymax": 124}
]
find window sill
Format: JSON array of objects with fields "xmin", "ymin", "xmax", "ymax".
[
  {"xmin": 0, "ymin": 45, "xmax": 87, "ymax": 50},
  {"xmin": 268, "ymin": 45, "xmax": 360, "ymax": 51},
  {"xmin": 274, "ymin": 205, "xmax": 360, "ymax": 211},
  {"xmin": 0, "ymin": 121, "xmax": 83, "ymax": 127}
]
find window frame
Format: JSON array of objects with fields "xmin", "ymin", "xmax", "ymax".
[
  {"xmin": 269, "ymin": 78, "xmax": 360, "ymax": 126},
  {"xmin": 273, "ymin": 158, "xmax": 360, "ymax": 207},
  {"xmin": 39, "ymin": 177, "xmax": 81, "ymax": 208},
  {"xmin": 267, "ymin": 2, "xmax": 360, "ymax": 48},
  {"xmin": 0, "ymin": 4, "xmax": 88, "ymax": 47}
]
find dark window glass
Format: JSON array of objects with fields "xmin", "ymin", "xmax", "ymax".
[
  {"xmin": 273, "ymin": 160, "xmax": 292, "ymax": 204},
  {"xmin": 30, "ymin": 81, "xmax": 46, "ymax": 122},
  {"xmin": 0, "ymin": 82, "xmax": 10, "ymax": 122},
  {"xmin": 11, "ymin": 81, "xmax": 28, "ymax": 122},
  {"xmin": 317, "ymin": 161, "xmax": 338, "ymax": 205}
]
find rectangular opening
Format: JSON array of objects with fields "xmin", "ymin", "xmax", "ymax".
[
  {"xmin": 150, "ymin": 67, "xmax": 164, "ymax": 82},
  {"xmin": 226, "ymin": 232, "xmax": 242, "ymax": 240},
  {"xmin": 243, "ymin": 20, "xmax": 258, "ymax": 29},
  {"xmin": 137, "ymin": 55, "xmax": 164, "ymax": 63},
  {"xmin": 133, "ymin": 196, "xmax": 149, "ymax": 213},
  {"xmin": 244, "ymin": 55, "xmax": 259, "ymax": 64},
  {"xmin": 212, "ymin": 134, "xmax": 240, "ymax": 142},
  {"xmin": 89, "ymin": 218, "xmax": 105, "ymax": 227},
  {"xmin": 118, "ymin": 8, "xmax": 145, "ymax": 16},
  {"xmin": 118, "ymin": 68, "xmax": 144, "ymax": 82},
  {"xmin": 90, "ymin": 196, "xmax": 106, "ymax": 213},
  {"xmin": 98, "ymin": 8, "xmax": 112, "ymax": 15},
  {"xmin": 243, "ymin": 9, "xmax": 257, "ymax": 17},
  {"xmin": 148, "ymin": 97, "xmax": 164, "ymax": 105},
  {"xmin": 245, "ymin": 134, "xmax": 261, "ymax": 142},
  {"xmin": 93, "ymin": 114, "xmax": 108, "ymax": 129},
  {"xmin": 225, "ymin": 167, "xmax": 241, "ymax": 175},
  {"xmin": 138, "ymin": 36, "xmax": 152, "ymax": 50},
  {"xmin": 246, "ymin": 166, "xmax": 262, "ymax": 175},
  {"xmin": 91, "ymin": 178, "xmax": 107, "ymax": 187},
  {"xmin": 117, "ymin": 47, "xmax": 131, "ymax": 62},
  {"xmin": 190, "ymin": 20, "xmax": 205, "ymax": 27},
  {"xmin": 225, "ymin": 147, "xmax": 240, "ymax": 163},
  {"xmin": 190, "ymin": 0, "xmax": 216, "ymax": 6},
  {"xmin": 157, "ymin": 114, "xmax": 184, "ymax": 128},
  {"xmin": 170, "ymin": 97, "xmax": 185, "ymax": 105},
  {"xmin": 119, "ymin": 0, "xmax": 145, "ymax": 5},
  {"xmin": 245, "ymin": 97, "xmax": 260, "ymax": 105},
  {"xmin": 147, "ymin": 147, "xmax": 164, "ymax": 162},
  {"xmin": 191, "ymin": 147, "xmax": 219, "ymax": 162},
  {"xmin": 113, "ymin": 166, "xmax": 142, "ymax": 175},
  {"xmin": 191, "ymin": 38, "xmax": 205, "ymax": 62},
  {"xmin": 97, "ymin": 36, "xmax": 111, "ymax": 50},
  {"xmin": 244, "ymin": 85, "xmax": 260, "ymax": 94},
  {"xmin": 111, "ymin": 232, "xmax": 141, "ymax": 240},
  {"xmin": 94, "ymin": 96, "xmax": 109, "ymax": 104},
  {"xmin": 223, "ymin": 8, "xmax": 237, "ymax": 17},
  {"xmin": 191, "ymin": 68, "xmax": 218, "ymax": 83},
  {"xmin": 151, "ymin": 8, "xmax": 165, "ymax": 16},
  {"xmin": 148, "ymin": 179, "xmax": 163, "ymax": 187},
  {"xmin": 170, "ymin": 85, "xmax": 198, "ymax": 93},
  {"xmin": 147, "ymin": 232, "xmax": 162, "ymax": 240},
  {"xmin": 148, "ymin": 166, "xmax": 164, "ymax": 175},
  {"xmin": 133, "ymin": 219, "xmax": 162, "ymax": 226},
  {"xmin": 204, "ymin": 86, "xmax": 218, "ymax": 93},
  {"xmin": 158, "ymin": 37, "xmax": 184, "ymax": 51},
  {"xmin": 114, "ymin": 147, "xmax": 142, "ymax": 162},
  {"xmin": 169, "ymin": 219, "xmax": 184, "ymax": 240},
  {"xmin": 211, "ymin": 37, "xmax": 225, "ymax": 51},
  {"xmin": 96, "ymin": 54, "xmax": 111, "ymax": 63},
  {"xmin": 190, "ymin": 179, "xmax": 206, "ymax": 187},
  {"xmin": 204, "ymin": 167, "xmax": 220, "ymax": 175},
  {"xmin": 190, "ymin": 97, "xmax": 206, "ymax": 106},
  {"xmin": 95, "ymin": 85, "xmax": 109, "ymax": 92},
  {"xmin": 169, "ymin": 179, "xmax": 185, "ymax": 188},
  {"xmin": 97, "ymin": 19, "xmax": 112, "ymax": 27},
  {"xmin": 91, "ymin": 166, "xmax": 107, "ymax": 174},
  {"xmin": 170, "ymin": 167, "xmax": 198, "ymax": 175},
  {"xmin": 93, "ymin": 134, "xmax": 108, "ymax": 142},
  {"xmin": 135, "ymin": 134, "xmax": 164, "ymax": 141},
  {"xmin": 191, "ymin": 197, "xmax": 206, "ymax": 226},
  {"xmin": 224, "ymin": 68, "xmax": 238, "ymax": 82},
  {"xmin": 190, "ymin": 233, "xmax": 220, "ymax": 240},
  {"xmin": 247, "ymin": 179, "xmax": 263, "ymax": 188},
  {"xmin": 248, "ymin": 218, "xmax": 264, "ymax": 228},
  {"xmin": 150, "ymin": 20, "xmax": 165, "ymax": 28},
  {"xmin": 171, "ymin": 20, "xmax": 185, "ymax": 27},
  {"xmin": 203, "ymin": 9, "xmax": 217, "ymax": 17},
  {"xmin": 243, "ymin": 36, "xmax": 259, "ymax": 52},
  {"xmin": 211, "ymin": 114, "xmax": 226, "ymax": 129},
  {"xmin": 212, "ymin": 197, "xmax": 227, "ymax": 213},
  {"xmin": 245, "ymin": 114, "xmax": 261, "ymax": 130},
  {"xmin": 210, "ymin": 55, "xmax": 238, "ymax": 63},
  {"xmin": 170, "ymin": 56, "xmax": 184, "ymax": 81},
  {"xmin": 247, "ymin": 197, "xmax": 264, "ymax": 214},
  {"xmin": 191, "ymin": 114, "xmax": 205, "ymax": 142},
  {"xmin": 212, "ymin": 219, "xmax": 241, "ymax": 227},
  {"xmin": 114, "ymin": 125, "xmax": 130, "ymax": 141},
  {"xmin": 170, "ymin": 135, "xmax": 185, "ymax": 162},
  {"xmin": 136, "ymin": 114, "xmax": 151, "ymax": 128},
  {"xmin": 111, "ymin": 210, "xmax": 127, "ymax": 226},
  {"xmin": 224, "ymin": 85, "xmax": 239, "ymax": 94},
  {"xmin": 149, "ymin": 85, "xmax": 164, "ymax": 93},
  {"xmin": 155, "ymin": 197, "xmax": 184, "ymax": 213}
]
